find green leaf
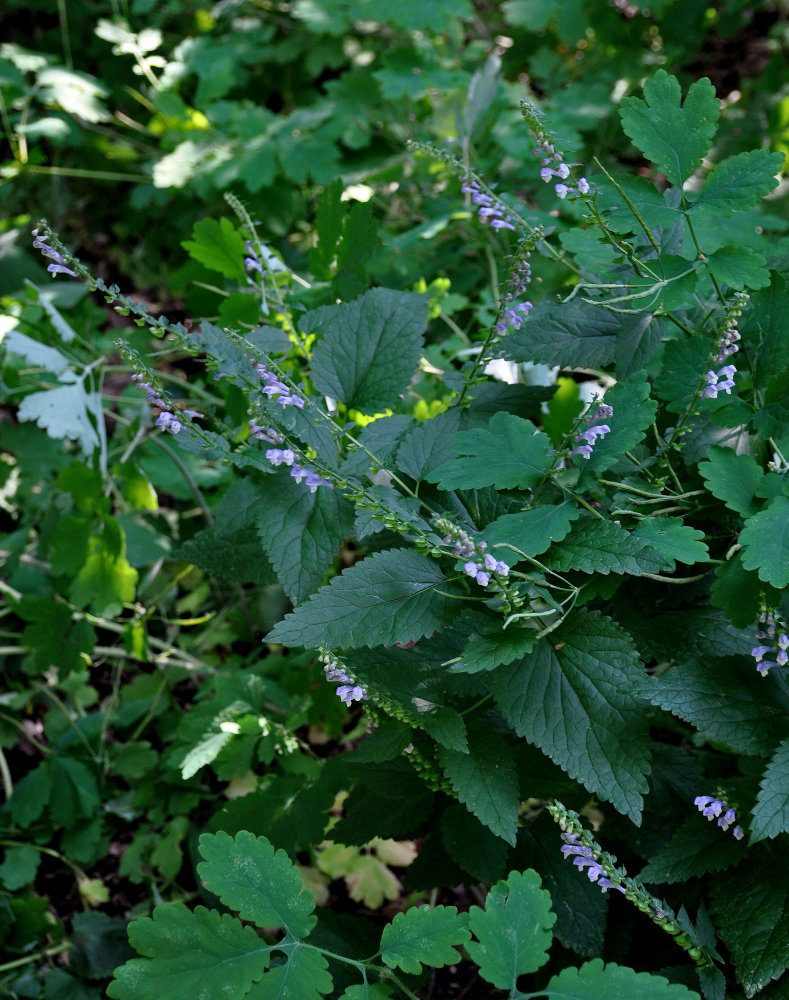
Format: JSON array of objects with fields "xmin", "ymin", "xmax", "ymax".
[
  {"xmin": 337, "ymin": 987, "xmax": 394, "ymax": 1000},
  {"xmin": 638, "ymin": 814, "xmax": 748, "ymax": 884},
  {"xmin": 266, "ymin": 548, "xmax": 457, "ymax": 650},
  {"xmin": 691, "ymin": 149, "xmax": 784, "ymax": 217},
  {"xmin": 189, "ymin": 321, "xmax": 252, "ymax": 380},
  {"xmin": 197, "ymin": 831, "xmax": 315, "ymax": 938},
  {"xmin": 69, "ymin": 518, "xmax": 138, "ymax": 617},
  {"xmin": 544, "ymin": 959, "xmax": 701, "ymax": 1000},
  {"xmin": 107, "ymin": 904, "xmax": 270, "ymax": 1000},
  {"xmin": 255, "ymin": 469, "xmax": 354, "ymax": 603},
  {"xmin": 456, "ymin": 623, "xmax": 536, "ymax": 673},
  {"xmin": 544, "ymin": 516, "xmax": 669, "ymax": 576},
  {"xmin": 17, "ymin": 379, "xmax": 101, "ymax": 455},
  {"xmin": 711, "ymin": 846, "xmax": 789, "ymax": 997},
  {"xmin": 493, "ymin": 610, "xmax": 652, "ymax": 824},
  {"xmin": 616, "ymin": 313, "xmax": 665, "ymax": 381},
  {"xmin": 181, "ymin": 218, "xmax": 246, "ymax": 281},
  {"xmin": 649, "ymin": 659, "xmax": 789, "ymax": 756},
  {"xmin": 437, "ymin": 730, "xmax": 520, "ymax": 846},
  {"xmin": 395, "ymin": 409, "xmax": 461, "ymax": 482},
  {"xmin": 630, "ymin": 517, "xmax": 709, "ymax": 569},
  {"xmin": 710, "ymin": 552, "xmax": 769, "ymax": 628},
  {"xmin": 654, "ymin": 338, "xmax": 711, "ymax": 414},
  {"xmin": 380, "ymin": 904, "xmax": 470, "ymax": 975},
  {"xmin": 249, "ymin": 948, "xmax": 332, "ymax": 1000},
  {"xmin": 751, "ymin": 739, "xmax": 789, "ymax": 842},
  {"xmin": 303, "ymin": 288, "xmax": 427, "ymax": 415},
  {"xmin": 583, "ymin": 369, "xmax": 658, "ymax": 474},
  {"xmin": 49, "ymin": 758, "xmax": 100, "ymax": 829},
  {"xmin": 699, "ymin": 446, "xmax": 765, "ymax": 518},
  {"xmin": 500, "ymin": 299, "xmax": 618, "ymax": 369},
  {"xmin": 619, "ymin": 70, "xmax": 719, "ymax": 186},
  {"xmin": 0, "ymin": 845, "xmax": 41, "ymax": 890},
  {"xmin": 707, "ymin": 246, "xmax": 770, "ymax": 290},
  {"xmin": 483, "ymin": 502, "xmax": 580, "ymax": 562},
  {"xmin": 467, "ymin": 870, "xmax": 555, "ymax": 990},
  {"xmin": 427, "ymin": 412, "xmax": 551, "ymax": 491},
  {"xmin": 440, "ymin": 804, "xmax": 511, "ymax": 883},
  {"xmin": 330, "ymin": 760, "xmax": 435, "ymax": 846},
  {"xmin": 5, "ymin": 765, "xmax": 52, "ymax": 827},
  {"xmin": 739, "ymin": 496, "xmax": 789, "ymax": 588}
]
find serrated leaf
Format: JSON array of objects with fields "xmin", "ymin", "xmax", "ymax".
[
  {"xmin": 69, "ymin": 520, "xmax": 138, "ymax": 618},
  {"xmin": 456, "ymin": 624, "xmax": 536, "ymax": 673},
  {"xmin": 654, "ymin": 338, "xmax": 711, "ymax": 414},
  {"xmin": 631, "ymin": 517, "xmax": 709, "ymax": 569},
  {"xmin": 616, "ymin": 312, "xmax": 665, "ymax": 380},
  {"xmin": 0, "ymin": 845, "xmax": 41, "ymax": 890},
  {"xmin": 483, "ymin": 502, "xmax": 580, "ymax": 563},
  {"xmin": 707, "ymin": 246, "xmax": 770, "ymax": 290},
  {"xmin": 18, "ymin": 380, "xmax": 101, "ymax": 455},
  {"xmin": 49, "ymin": 757, "xmax": 100, "ymax": 829},
  {"xmin": 303, "ymin": 288, "xmax": 426, "ymax": 415},
  {"xmin": 739, "ymin": 496, "xmax": 789, "ymax": 588},
  {"xmin": 348, "ymin": 722, "xmax": 413, "ymax": 763},
  {"xmin": 751, "ymin": 739, "xmax": 789, "ymax": 842},
  {"xmin": 638, "ymin": 814, "xmax": 748, "ymax": 884},
  {"xmin": 649, "ymin": 659, "xmax": 789, "ymax": 755},
  {"xmin": 583, "ymin": 369, "xmax": 658, "ymax": 474},
  {"xmin": 181, "ymin": 218, "xmax": 246, "ymax": 281},
  {"xmin": 337, "ymin": 986, "xmax": 394, "ymax": 1000},
  {"xmin": 691, "ymin": 149, "xmax": 784, "ymax": 217},
  {"xmin": 427, "ymin": 412, "xmax": 551, "ymax": 491},
  {"xmin": 699, "ymin": 446, "xmax": 765, "ymax": 518},
  {"xmin": 395, "ymin": 409, "xmax": 461, "ymax": 481},
  {"xmin": 493, "ymin": 610, "xmax": 652, "ymax": 824},
  {"xmin": 619, "ymin": 70, "xmax": 718, "ymax": 185},
  {"xmin": 197, "ymin": 831, "xmax": 316, "ymax": 938},
  {"xmin": 5, "ymin": 765, "xmax": 52, "ymax": 827},
  {"xmin": 467, "ymin": 870, "xmax": 555, "ymax": 990},
  {"xmin": 437, "ymin": 730, "xmax": 520, "ymax": 845},
  {"xmin": 266, "ymin": 548, "xmax": 457, "ymax": 650},
  {"xmin": 248, "ymin": 947, "xmax": 332, "ymax": 1000},
  {"xmin": 189, "ymin": 321, "xmax": 252, "ymax": 379},
  {"xmin": 710, "ymin": 552, "xmax": 769, "ymax": 628},
  {"xmin": 330, "ymin": 760, "xmax": 434, "ymax": 846},
  {"xmin": 440, "ymin": 805, "xmax": 511, "ymax": 883},
  {"xmin": 544, "ymin": 959, "xmax": 701, "ymax": 1000},
  {"xmin": 711, "ymin": 846, "xmax": 789, "ymax": 997},
  {"xmin": 545, "ymin": 516, "xmax": 669, "ymax": 576},
  {"xmin": 500, "ymin": 298, "xmax": 618, "ymax": 369},
  {"xmin": 255, "ymin": 470, "xmax": 354, "ymax": 603},
  {"xmin": 107, "ymin": 904, "xmax": 270, "ymax": 1000},
  {"xmin": 380, "ymin": 905, "xmax": 470, "ymax": 975}
]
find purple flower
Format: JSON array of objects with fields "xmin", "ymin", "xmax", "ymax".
[
  {"xmin": 47, "ymin": 262, "xmax": 77, "ymax": 278},
  {"xmin": 322, "ymin": 656, "xmax": 366, "ymax": 705},
  {"xmin": 33, "ymin": 232, "xmax": 76, "ymax": 277},
  {"xmin": 255, "ymin": 365, "xmax": 305, "ymax": 408},
  {"xmin": 249, "ymin": 422, "xmax": 282, "ymax": 444},
  {"xmin": 569, "ymin": 404, "xmax": 612, "ymax": 460},
  {"xmin": 702, "ymin": 364, "xmax": 737, "ymax": 399},
  {"xmin": 694, "ymin": 795, "xmax": 744, "ymax": 838},
  {"xmin": 265, "ymin": 448, "xmax": 296, "ymax": 466},
  {"xmin": 751, "ymin": 613, "xmax": 787, "ymax": 676},
  {"xmin": 578, "ymin": 178, "xmax": 590, "ymax": 194},
  {"xmin": 337, "ymin": 685, "xmax": 367, "ymax": 705},
  {"xmin": 555, "ymin": 184, "xmax": 570, "ymax": 199},
  {"xmin": 560, "ymin": 833, "xmax": 625, "ymax": 894},
  {"xmin": 461, "ymin": 179, "xmax": 518, "ymax": 233},
  {"xmin": 155, "ymin": 411, "xmax": 182, "ymax": 434}
]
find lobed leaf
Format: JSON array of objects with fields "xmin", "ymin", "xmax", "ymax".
[
  {"xmin": 751, "ymin": 739, "xmax": 789, "ymax": 843},
  {"xmin": 739, "ymin": 497, "xmax": 789, "ymax": 589},
  {"xmin": 248, "ymin": 947, "xmax": 332, "ymax": 1000},
  {"xmin": 699, "ymin": 447, "xmax": 765, "ymax": 518},
  {"xmin": 380, "ymin": 905, "xmax": 470, "ymax": 975},
  {"xmin": 483, "ymin": 502, "xmax": 580, "ymax": 562},
  {"xmin": 467, "ymin": 869, "xmax": 555, "ymax": 990},
  {"xmin": 544, "ymin": 516, "xmax": 670, "ymax": 577},
  {"xmin": 542, "ymin": 959, "xmax": 702, "ymax": 999},
  {"xmin": 690, "ymin": 149, "xmax": 784, "ymax": 218},
  {"xmin": 197, "ymin": 831, "xmax": 316, "ymax": 938},
  {"xmin": 631, "ymin": 517, "xmax": 709, "ymax": 570},
  {"xmin": 181, "ymin": 217, "xmax": 246, "ymax": 281},
  {"xmin": 638, "ymin": 815, "xmax": 748, "ymax": 884}
]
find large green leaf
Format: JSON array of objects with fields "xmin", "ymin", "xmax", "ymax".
[
  {"xmin": 437, "ymin": 730, "xmax": 520, "ymax": 845},
  {"xmin": 455, "ymin": 624, "xmax": 536, "ymax": 673},
  {"xmin": 68, "ymin": 517, "xmax": 138, "ymax": 618},
  {"xmin": 630, "ymin": 517, "xmax": 709, "ymax": 570},
  {"xmin": 49, "ymin": 757, "xmax": 101, "ymax": 830},
  {"xmin": 181, "ymin": 218, "xmax": 247, "ymax": 281},
  {"xmin": 266, "ymin": 548, "xmax": 457, "ymax": 650},
  {"xmin": 395, "ymin": 409, "xmax": 461, "ymax": 482},
  {"xmin": 739, "ymin": 497, "xmax": 789, "ymax": 589},
  {"xmin": 707, "ymin": 246, "xmax": 770, "ymax": 291},
  {"xmin": 711, "ymin": 847, "xmax": 789, "ymax": 997},
  {"xmin": 440, "ymin": 804, "xmax": 511, "ymax": 883},
  {"xmin": 698, "ymin": 447, "xmax": 765, "ymax": 518},
  {"xmin": 492, "ymin": 610, "xmax": 652, "ymax": 824},
  {"xmin": 380, "ymin": 905, "xmax": 470, "ymax": 975},
  {"xmin": 542, "ymin": 960, "xmax": 701, "ymax": 1000},
  {"xmin": 690, "ymin": 149, "xmax": 784, "ymax": 217},
  {"xmin": 499, "ymin": 299, "xmax": 618, "ymax": 369},
  {"xmin": 427, "ymin": 412, "xmax": 551, "ymax": 490},
  {"xmin": 248, "ymin": 948, "xmax": 332, "ymax": 1000},
  {"xmin": 544, "ymin": 516, "xmax": 669, "ymax": 576},
  {"xmin": 483, "ymin": 502, "xmax": 580, "ymax": 562},
  {"xmin": 107, "ymin": 905, "xmax": 270, "ymax": 1000},
  {"xmin": 303, "ymin": 288, "xmax": 427, "ymax": 414},
  {"xmin": 648, "ymin": 659, "xmax": 789, "ymax": 756},
  {"xmin": 751, "ymin": 739, "xmax": 789, "ymax": 842},
  {"xmin": 583, "ymin": 369, "xmax": 657, "ymax": 475},
  {"xmin": 467, "ymin": 870, "xmax": 555, "ymax": 990},
  {"xmin": 653, "ymin": 338, "xmax": 711, "ymax": 414},
  {"xmin": 197, "ymin": 832, "xmax": 316, "ymax": 939},
  {"xmin": 619, "ymin": 70, "xmax": 719, "ymax": 186},
  {"xmin": 254, "ymin": 470, "xmax": 354, "ymax": 603}
]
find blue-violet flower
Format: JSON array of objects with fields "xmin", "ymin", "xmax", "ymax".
[{"xmin": 694, "ymin": 795, "xmax": 744, "ymax": 839}]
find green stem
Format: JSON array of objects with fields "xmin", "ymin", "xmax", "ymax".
[
  {"xmin": 0, "ymin": 748, "xmax": 12, "ymax": 800},
  {"xmin": 0, "ymin": 943, "xmax": 70, "ymax": 974}
]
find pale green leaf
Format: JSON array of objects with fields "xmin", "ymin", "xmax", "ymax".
[
  {"xmin": 699, "ymin": 446, "xmax": 765, "ymax": 518},
  {"xmin": 380, "ymin": 905, "xmax": 470, "ymax": 975},
  {"xmin": 707, "ymin": 246, "xmax": 770, "ymax": 290},
  {"xmin": 4, "ymin": 328, "xmax": 71, "ymax": 374},
  {"xmin": 181, "ymin": 218, "xmax": 246, "ymax": 280},
  {"xmin": 543, "ymin": 959, "xmax": 701, "ymax": 1000},
  {"xmin": 691, "ymin": 149, "xmax": 784, "ymax": 217},
  {"xmin": 197, "ymin": 831, "xmax": 316, "ymax": 939},
  {"xmin": 17, "ymin": 379, "xmax": 100, "ymax": 455},
  {"xmin": 467, "ymin": 870, "xmax": 555, "ymax": 990}
]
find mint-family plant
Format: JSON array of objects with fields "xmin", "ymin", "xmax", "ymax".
[{"xmin": 15, "ymin": 69, "xmax": 789, "ymax": 998}]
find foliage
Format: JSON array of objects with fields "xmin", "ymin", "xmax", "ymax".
[{"xmin": 1, "ymin": 6, "xmax": 789, "ymax": 1000}]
